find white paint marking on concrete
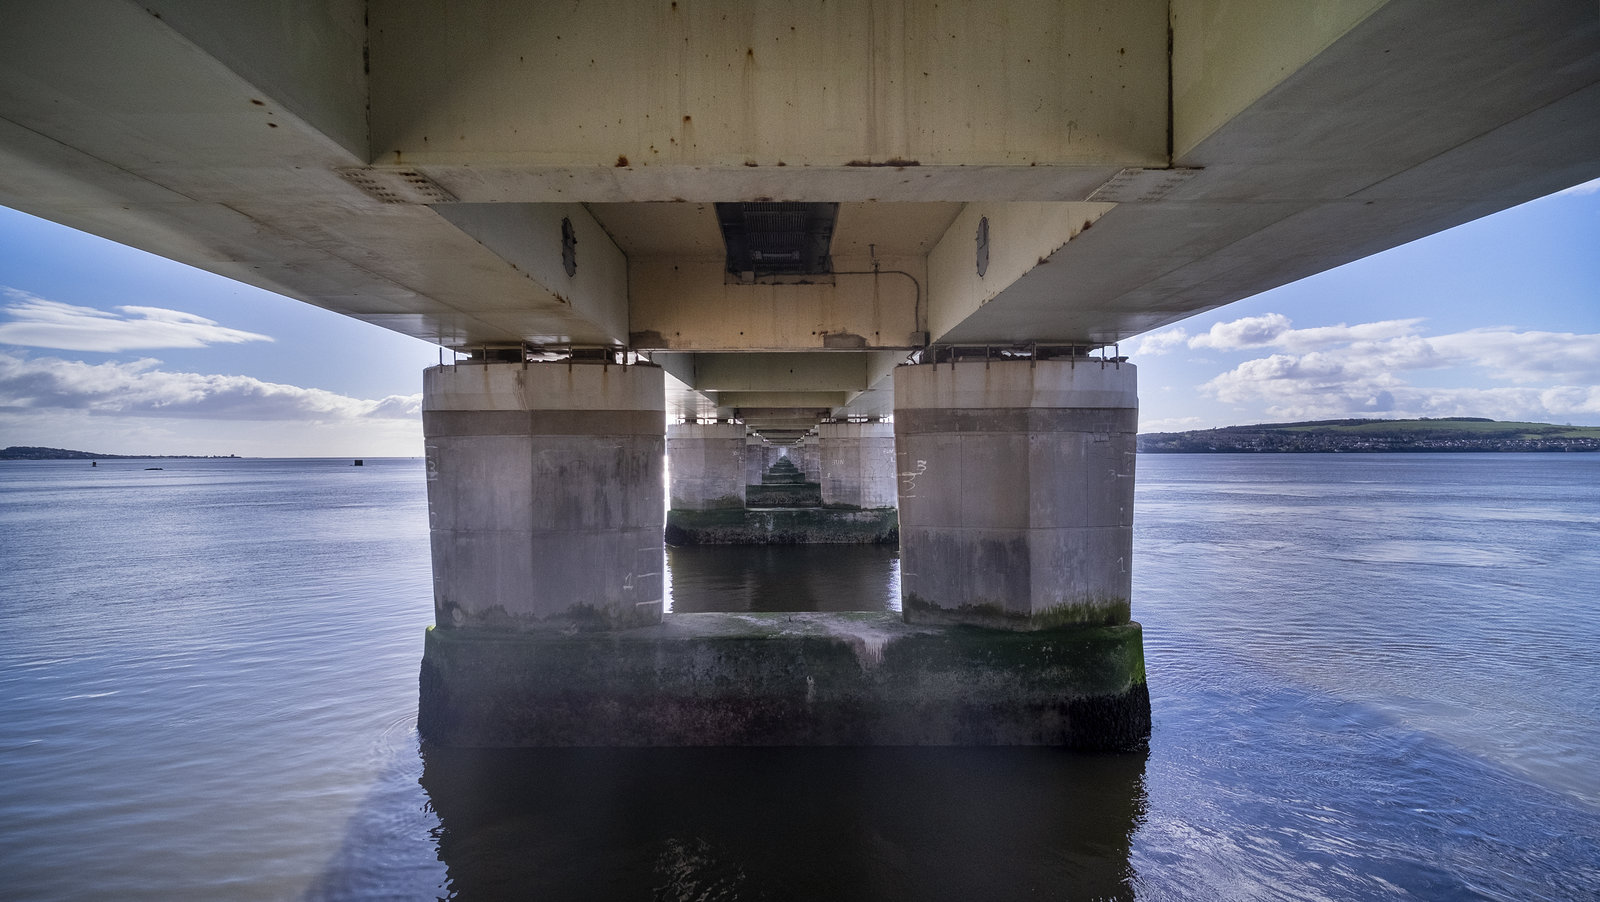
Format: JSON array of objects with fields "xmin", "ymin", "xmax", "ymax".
[{"xmin": 899, "ymin": 458, "xmax": 929, "ymax": 498}]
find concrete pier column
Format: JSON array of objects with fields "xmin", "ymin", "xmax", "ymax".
[
  {"xmin": 667, "ymin": 422, "xmax": 747, "ymax": 511},
  {"xmin": 800, "ymin": 435, "xmax": 822, "ymax": 483},
  {"xmin": 422, "ymin": 361, "xmax": 665, "ymax": 632},
  {"xmin": 818, "ymin": 421, "xmax": 898, "ymax": 509},
  {"xmin": 893, "ymin": 360, "xmax": 1137, "ymax": 629},
  {"xmin": 744, "ymin": 435, "xmax": 767, "ymax": 487}
]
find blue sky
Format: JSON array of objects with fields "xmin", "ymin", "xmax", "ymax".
[
  {"xmin": 1, "ymin": 181, "xmax": 1597, "ymax": 456},
  {"xmin": 1131, "ymin": 179, "xmax": 1600, "ymax": 432}
]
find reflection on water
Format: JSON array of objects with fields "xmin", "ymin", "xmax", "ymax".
[
  {"xmin": 419, "ymin": 746, "xmax": 1147, "ymax": 902},
  {"xmin": 666, "ymin": 544, "xmax": 901, "ymax": 613}
]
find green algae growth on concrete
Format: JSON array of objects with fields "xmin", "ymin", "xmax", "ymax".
[
  {"xmin": 665, "ymin": 508, "xmax": 899, "ymax": 545},
  {"xmin": 418, "ymin": 613, "xmax": 1150, "ymax": 750}
]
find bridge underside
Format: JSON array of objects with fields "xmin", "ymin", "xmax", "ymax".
[
  {"xmin": 3, "ymin": 1, "xmax": 1596, "ymax": 746},
  {"xmin": 3, "ymin": 1, "xmax": 1595, "ymax": 429}
]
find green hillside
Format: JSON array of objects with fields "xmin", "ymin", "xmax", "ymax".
[
  {"xmin": 1139, "ymin": 418, "xmax": 1600, "ymax": 453},
  {"xmin": 1276, "ymin": 418, "xmax": 1600, "ymax": 438}
]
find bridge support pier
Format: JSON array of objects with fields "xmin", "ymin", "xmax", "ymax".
[
  {"xmin": 419, "ymin": 357, "xmax": 1146, "ymax": 751},
  {"xmin": 818, "ymin": 421, "xmax": 898, "ymax": 510},
  {"xmin": 894, "ymin": 359, "xmax": 1139, "ymax": 629},
  {"xmin": 666, "ymin": 422, "xmax": 747, "ymax": 511},
  {"xmin": 744, "ymin": 435, "xmax": 769, "ymax": 487},
  {"xmin": 799, "ymin": 435, "xmax": 821, "ymax": 483},
  {"xmin": 420, "ymin": 361, "xmax": 666, "ymax": 632}
]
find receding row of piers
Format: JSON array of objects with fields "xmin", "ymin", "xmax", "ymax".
[
  {"xmin": 418, "ymin": 356, "xmax": 1149, "ymax": 749},
  {"xmin": 666, "ymin": 419, "xmax": 897, "ymax": 512}
]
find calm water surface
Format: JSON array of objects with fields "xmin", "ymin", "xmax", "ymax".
[{"xmin": 1, "ymin": 454, "xmax": 1597, "ymax": 900}]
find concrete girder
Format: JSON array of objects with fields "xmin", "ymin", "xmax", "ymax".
[
  {"xmin": 367, "ymin": 0, "xmax": 1170, "ymax": 173},
  {"xmin": 656, "ymin": 353, "xmax": 862, "ymax": 428},
  {"xmin": 940, "ymin": 0, "xmax": 1600, "ymax": 345},
  {"xmin": 654, "ymin": 351, "xmax": 906, "ymax": 428},
  {"xmin": 1170, "ymin": 0, "xmax": 1388, "ymax": 160},
  {"xmin": 427, "ymin": 165, "xmax": 1130, "ymax": 205},
  {"xmin": 661, "ymin": 367, "xmax": 720, "ymax": 424},
  {"xmin": 926, "ymin": 202, "xmax": 1117, "ymax": 343},
  {"xmin": 137, "ymin": 0, "xmax": 371, "ymax": 160},
  {"xmin": 712, "ymin": 391, "xmax": 853, "ymax": 411},
  {"xmin": 733, "ymin": 409, "xmax": 837, "ymax": 432},
  {"xmin": 628, "ymin": 255, "xmax": 925, "ymax": 351},
  {"xmin": 0, "ymin": 0, "xmax": 630, "ymax": 350},
  {"xmin": 432, "ymin": 203, "xmax": 630, "ymax": 343},
  {"xmin": 658, "ymin": 353, "xmax": 871, "ymax": 393}
]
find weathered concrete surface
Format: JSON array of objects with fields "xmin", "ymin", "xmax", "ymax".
[
  {"xmin": 744, "ymin": 436, "xmax": 770, "ymax": 486},
  {"xmin": 818, "ymin": 421, "xmax": 898, "ymax": 509},
  {"xmin": 666, "ymin": 508, "xmax": 897, "ymax": 546},
  {"xmin": 744, "ymin": 483, "xmax": 823, "ymax": 508},
  {"xmin": 894, "ymin": 360, "xmax": 1136, "ymax": 629},
  {"xmin": 667, "ymin": 422, "xmax": 747, "ymax": 511},
  {"xmin": 760, "ymin": 457, "xmax": 808, "ymax": 484},
  {"xmin": 800, "ymin": 437, "xmax": 821, "ymax": 483},
  {"xmin": 424, "ymin": 361, "xmax": 665, "ymax": 631},
  {"xmin": 418, "ymin": 613, "xmax": 1149, "ymax": 749}
]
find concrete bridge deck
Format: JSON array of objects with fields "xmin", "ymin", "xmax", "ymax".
[{"xmin": 2, "ymin": 2, "xmax": 1595, "ymax": 425}]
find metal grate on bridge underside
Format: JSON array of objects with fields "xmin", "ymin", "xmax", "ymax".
[{"xmin": 715, "ymin": 202, "xmax": 839, "ymax": 278}]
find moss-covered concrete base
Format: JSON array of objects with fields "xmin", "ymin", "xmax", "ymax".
[
  {"xmin": 665, "ymin": 508, "xmax": 898, "ymax": 545},
  {"xmin": 903, "ymin": 594, "xmax": 1133, "ymax": 631},
  {"xmin": 745, "ymin": 482, "xmax": 822, "ymax": 507},
  {"xmin": 418, "ymin": 613, "xmax": 1150, "ymax": 750}
]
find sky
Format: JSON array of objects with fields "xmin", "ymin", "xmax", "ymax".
[
  {"xmin": 1129, "ymin": 179, "xmax": 1600, "ymax": 432},
  {"xmin": 1, "ymin": 180, "xmax": 1596, "ymax": 456}
]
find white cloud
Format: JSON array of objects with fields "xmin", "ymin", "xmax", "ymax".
[
  {"xmin": 1187, "ymin": 313, "xmax": 1292, "ymax": 350},
  {"xmin": 1128, "ymin": 327, "xmax": 1189, "ymax": 356},
  {"xmin": 0, "ymin": 351, "xmax": 420, "ymax": 422},
  {"xmin": 1198, "ymin": 325, "xmax": 1600, "ymax": 423},
  {"xmin": 1139, "ymin": 415, "xmax": 1204, "ymax": 432},
  {"xmin": 1186, "ymin": 312, "xmax": 1427, "ymax": 353},
  {"xmin": 0, "ymin": 289, "xmax": 272, "ymax": 351},
  {"xmin": 1271, "ymin": 319, "xmax": 1428, "ymax": 352},
  {"xmin": 1427, "ymin": 329, "xmax": 1600, "ymax": 384}
]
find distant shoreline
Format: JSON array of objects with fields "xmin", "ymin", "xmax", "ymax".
[
  {"xmin": 12, "ymin": 417, "xmax": 1600, "ymax": 460},
  {"xmin": 1138, "ymin": 417, "xmax": 1600, "ymax": 454},
  {"xmin": 1137, "ymin": 447, "xmax": 1600, "ymax": 454},
  {"xmin": 0, "ymin": 446, "xmax": 240, "ymax": 461}
]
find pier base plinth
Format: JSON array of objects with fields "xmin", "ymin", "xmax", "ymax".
[
  {"xmin": 664, "ymin": 508, "xmax": 898, "ymax": 545},
  {"xmin": 418, "ymin": 613, "xmax": 1149, "ymax": 750}
]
